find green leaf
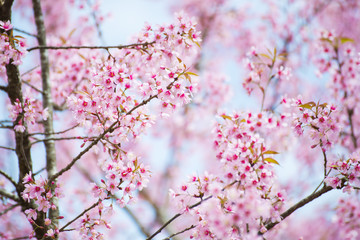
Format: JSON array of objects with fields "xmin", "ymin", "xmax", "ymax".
[
  {"xmin": 264, "ymin": 157, "xmax": 280, "ymax": 165},
  {"xmin": 299, "ymin": 101, "xmax": 316, "ymax": 109},
  {"xmin": 186, "ymin": 71, "xmax": 198, "ymax": 76},
  {"xmin": 176, "ymin": 57, "xmax": 182, "ymax": 63},
  {"xmin": 320, "ymin": 37, "xmax": 332, "ymax": 44},
  {"xmin": 263, "ymin": 150, "xmax": 279, "ymax": 155},
  {"xmin": 220, "ymin": 114, "xmax": 232, "ymax": 120},
  {"xmin": 340, "ymin": 37, "xmax": 354, "ymax": 44},
  {"xmin": 259, "ymin": 53, "xmax": 272, "ymax": 60},
  {"xmin": 249, "ymin": 146, "xmax": 255, "ymax": 155}
]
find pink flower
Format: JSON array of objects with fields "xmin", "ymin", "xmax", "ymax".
[
  {"xmin": 25, "ymin": 208, "xmax": 37, "ymax": 220},
  {"xmin": 0, "ymin": 20, "xmax": 13, "ymax": 31}
]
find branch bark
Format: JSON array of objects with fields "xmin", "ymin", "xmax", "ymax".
[{"xmin": 32, "ymin": 0, "xmax": 59, "ymax": 236}]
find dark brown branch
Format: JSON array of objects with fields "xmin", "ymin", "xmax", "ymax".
[
  {"xmin": 0, "ymin": 145, "xmax": 16, "ymax": 151},
  {"xmin": 0, "ymin": 85, "xmax": 8, "ymax": 92},
  {"xmin": 262, "ymin": 185, "xmax": 333, "ymax": 233},
  {"xmin": 1, "ymin": 0, "xmax": 33, "ymax": 196},
  {"xmin": 27, "ymin": 42, "xmax": 155, "ymax": 52}
]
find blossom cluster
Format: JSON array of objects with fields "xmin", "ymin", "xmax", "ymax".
[
  {"xmin": 243, "ymin": 47, "xmax": 291, "ymax": 95},
  {"xmin": 283, "ymin": 97, "xmax": 340, "ymax": 152},
  {"xmin": 65, "ymin": 13, "xmax": 201, "ymax": 237},
  {"xmin": 332, "ymin": 197, "xmax": 360, "ymax": 240},
  {"xmin": 67, "ymin": 12, "xmax": 201, "ymax": 142},
  {"xmin": 0, "ymin": 20, "xmax": 26, "ymax": 75},
  {"xmin": 325, "ymin": 151, "xmax": 360, "ymax": 190},
  {"xmin": 8, "ymin": 97, "xmax": 48, "ymax": 132},
  {"xmin": 78, "ymin": 201, "xmax": 113, "ymax": 240},
  {"xmin": 21, "ymin": 172, "xmax": 63, "ymax": 238},
  {"xmin": 314, "ymin": 30, "xmax": 360, "ymax": 150},
  {"xmin": 170, "ymin": 112, "xmax": 286, "ymax": 239},
  {"xmin": 92, "ymin": 152, "xmax": 150, "ymax": 205}
]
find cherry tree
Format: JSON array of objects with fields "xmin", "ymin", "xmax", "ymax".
[{"xmin": 1, "ymin": 0, "xmax": 360, "ymax": 239}]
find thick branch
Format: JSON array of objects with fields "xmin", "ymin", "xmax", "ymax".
[
  {"xmin": 32, "ymin": 0, "xmax": 59, "ymax": 232},
  {"xmin": 1, "ymin": 0, "xmax": 33, "ymax": 194}
]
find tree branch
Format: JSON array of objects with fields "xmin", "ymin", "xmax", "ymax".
[
  {"xmin": 0, "ymin": 188, "xmax": 19, "ymax": 202},
  {"xmin": 146, "ymin": 196, "xmax": 212, "ymax": 240},
  {"xmin": 0, "ymin": 145, "xmax": 16, "ymax": 151},
  {"xmin": 32, "ymin": 0, "xmax": 59, "ymax": 234},
  {"xmin": 59, "ymin": 200, "xmax": 101, "ymax": 232},
  {"xmin": 162, "ymin": 225, "xmax": 197, "ymax": 240},
  {"xmin": 13, "ymin": 27, "xmax": 38, "ymax": 38},
  {"xmin": 28, "ymin": 124, "xmax": 79, "ymax": 136},
  {"xmin": 262, "ymin": 185, "xmax": 334, "ymax": 233},
  {"xmin": 0, "ymin": 169, "xmax": 17, "ymax": 187},
  {"xmin": 49, "ymin": 93, "xmax": 158, "ymax": 183},
  {"xmin": 30, "ymin": 136, "xmax": 94, "ymax": 146},
  {"xmin": 27, "ymin": 42, "xmax": 155, "ymax": 52},
  {"xmin": 0, "ymin": 203, "xmax": 20, "ymax": 216}
]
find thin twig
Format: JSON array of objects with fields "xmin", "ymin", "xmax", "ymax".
[
  {"xmin": 162, "ymin": 225, "xmax": 197, "ymax": 240},
  {"xmin": 0, "ymin": 169, "xmax": 17, "ymax": 187},
  {"xmin": 30, "ymin": 136, "xmax": 94, "ymax": 146},
  {"xmin": 33, "ymin": 167, "xmax": 46, "ymax": 176},
  {"xmin": 27, "ymin": 42, "xmax": 154, "ymax": 52},
  {"xmin": 13, "ymin": 27, "xmax": 38, "ymax": 38},
  {"xmin": 8, "ymin": 236, "xmax": 31, "ymax": 240},
  {"xmin": 21, "ymin": 80, "xmax": 43, "ymax": 93},
  {"xmin": 49, "ymin": 91, "xmax": 158, "ymax": 183},
  {"xmin": 0, "ymin": 145, "xmax": 16, "ymax": 151},
  {"xmin": 59, "ymin": 200, "xmax": 101, "ymax": 232},
  {"xmin": 124, "ymin": 206, "xmax": 151, "ymax": 238},
  {"xmin": 75, "ymin": 164, "xmax": 152, "ymax": 238},
  {"xmin": 29, "ymin": 124, "xmax": 79, "ymax": 136},
  {"xmin": 0, "ymin": 188, "xmax": 19, "ymax": 202},
  {"xmin": 146, "ymin": 196, "xmax": 212, "ymax": 240},
  {"xmin": 0, "ymin": 203, "xmax": 20, "ymax": 216},
  {"xmin": 21, "ymin": 65, "xmax": 40, "ymax": 76},
  {"xmin": 86, "ymin": 0, "xmax": 105, "ymax": 44}
]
